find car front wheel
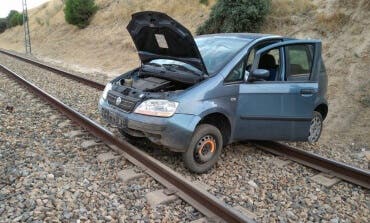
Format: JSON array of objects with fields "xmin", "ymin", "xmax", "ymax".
[
  {"xmin": 118, "ymin": 128, "xmax": 142, "ymax": 141},
  {"xmin": 182, "ymin": 124, "xmax": 223, "ymax": 173},
  {"xmin": 308, "ymin": 111, "xmax": 323, "ymax": 143}
]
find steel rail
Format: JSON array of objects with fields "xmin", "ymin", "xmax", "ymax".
[
  {"xmin": 0, "ymin": 49, "xmax": 105, "ymax": 90},
  {"xmin": 0, "ymin": 64, "xmax": 254, "ymax": 223},
  {"xmin": 2, "ymin": 49, "xmax": 369, "ymax": 190},
  {"xmin": 254, "ymin": 141, "xmax": 370, "ymax": 189}
]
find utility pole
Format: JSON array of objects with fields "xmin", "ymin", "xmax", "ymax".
[{"xmin": 22, "ymin": 0, "xmax": 32, "ymax": 54}]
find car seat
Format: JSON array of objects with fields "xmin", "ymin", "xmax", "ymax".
[{"xmin": 258, "ymin": 54, "xmax": 277, "ymax": 81}]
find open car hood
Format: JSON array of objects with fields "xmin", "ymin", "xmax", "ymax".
[{"xmin": 127, "ymin": 11, "xmax": 208, "ymax": 75}]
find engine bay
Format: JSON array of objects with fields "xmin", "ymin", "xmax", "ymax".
[
  {"xmin": 132, "ymin": 76, "xmax": 172, "ymax": 91},
  {"xmin": 111, "ymin": 63, "xmax": 202, "ymax": 100}
]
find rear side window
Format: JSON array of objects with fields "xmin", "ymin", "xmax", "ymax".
[{"xmin": 285, "ymin": 44, "xmax": 314, "ymax": 81}]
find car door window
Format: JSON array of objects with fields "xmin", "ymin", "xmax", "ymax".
[
  {"xmin": 225, "ymin": 40, "xmax": 282, "ymax": 83},
  {"xmin": 244, "ymin": 49, "xmax": 255, "ymax": 80},
  {"xmin": 285, "ymin": 44, "xmax": 314, "ymax": 81},
  {"xmin": 246, "ymin": 48, "xmax": 255, "ymax": 71},
  {"xmin": 257, "ymin": 48, "xmax": 281, "ymax": 81},
  {"xmin": 224, "ymin": 60, "xmax": 245, "ymax": 82}
]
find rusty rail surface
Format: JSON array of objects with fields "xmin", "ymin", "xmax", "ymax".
[
  {"xmin": 0, "ymin": 64, "xmax": 254, "ymax": 222},
  {"xmin": 0, "ymin": 49, "xmax": 105, "ymax": 90},
  {"xmin": 254, "ymin": 141, "xmax": 370, "ymax": 189},
  {"xmin": 1, "ymin": 49, "xmax": 369, "ymax": 190}
]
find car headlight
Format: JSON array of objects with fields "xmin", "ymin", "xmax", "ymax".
[
  {"xmin": 134, "ymin": 99, "xmax": 179, "ymax": 117},
  {"xmin": 102, "ymin": 83, "xmax": 112, "ymax": 100}
]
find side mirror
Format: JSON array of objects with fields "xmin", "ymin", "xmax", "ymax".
[{"xmin": 248, "ymin": 69, "xmax": 270, "ymax": 81}]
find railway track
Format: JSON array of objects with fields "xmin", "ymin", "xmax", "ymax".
[
  {"xmin": 1, "ymin": 49, "xmax": 369, "ymax": 190},
  {"xmin": 0, "ymin": 49, "xmax": 105, "ymax": 90},
  {"xmin": 0, "ymin": 61, "xmax": 253, "ymax": 222}
]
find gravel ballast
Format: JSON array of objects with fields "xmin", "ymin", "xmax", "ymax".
[
  {"xmin": 1, "ymin": 53, "xmax": 369, "ymax": 222},
  {"xmin": 0, "ymin": 74, "xmax": 202, "ymax": 222}
]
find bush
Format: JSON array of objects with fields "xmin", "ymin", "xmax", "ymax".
[
  {"xmin": 197, "ymin": 0, "xmax": 271, "ymax": 35},
  {"xmin": 64, "ymin": 0, "xmax": 98, "ymax": 28},
  {"xmin": 17, "ymin": 13, "xmax": 24, "ymax": 25},
  {"xmin": 7, "ymin": 10, "xmax": 23, "ymax": 28},
  {"xmin": 0, "ymin": 18, "xmax": 7, "ymax": 33}
]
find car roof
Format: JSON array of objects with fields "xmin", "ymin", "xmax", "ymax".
[{"xmin": 195, "ymin": 33, "xmax": 283, "ymax": 40}]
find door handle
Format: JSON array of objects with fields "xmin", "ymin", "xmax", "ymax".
[{"xmin": 300, "ymin": 89, "xmax": 315, "ymax": 95}]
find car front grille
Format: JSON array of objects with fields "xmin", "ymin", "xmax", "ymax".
[{"xmin": 107, "ymin": 91, "xmax": 139, "ymax": 113}]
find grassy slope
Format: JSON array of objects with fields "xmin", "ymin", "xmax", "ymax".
[
  {"xmin": 0, "ymin": 0, "xmax": 212, "ymax": 75},
  {"xmin": 0, "ymin": 0, "xmax": 369, "ymax": 147}
]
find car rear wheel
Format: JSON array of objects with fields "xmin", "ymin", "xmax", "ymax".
[
  {"xmin": 182, "ymin": 124, "xmax": 223, "ymax": 173},
  {"xmin": 308, "ymin": 111, "xmax": 323, "ymax": 143}
]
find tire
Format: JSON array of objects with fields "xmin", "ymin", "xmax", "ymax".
[
  {"xmin": 308, "ymin": 111, "xmax": 323, "ymax": 143},
  {"xmin": 182, "ymin": 124, "xmax": 223, "ymax": 173}
]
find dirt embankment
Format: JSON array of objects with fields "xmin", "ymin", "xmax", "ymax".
[
  {"xmin": 0, "ymin": 0, "xmax": 212, "ymax": 76},
  {"xmin": 0, "ymin": 0, "xmax": 369, "ymax": 150}
]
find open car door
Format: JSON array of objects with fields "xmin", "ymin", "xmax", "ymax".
[{"xmin": 235, "ymin": 40, "xmax": 322, "ymax": 141}]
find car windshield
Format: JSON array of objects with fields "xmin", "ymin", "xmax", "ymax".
[
  {"xmin": 196, "ymin": 36, "xmax": 251, "ymax": 74},
  {"xmin": 148, "ymin": 59, "xmax": 201, "ymax": 75}
]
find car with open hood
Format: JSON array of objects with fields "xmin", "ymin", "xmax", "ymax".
[{"xmin": 99, "ymin": 11, "xmax": 328, "ymax": 173}]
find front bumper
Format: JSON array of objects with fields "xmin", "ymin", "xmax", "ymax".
[{"xmin": 99, "ymin": 98, "xmax": 200, "ymax": 152}]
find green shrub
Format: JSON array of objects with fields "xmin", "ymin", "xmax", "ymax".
[
  {"xmin": 0, "ymin": 18, "xmax": 7, "ymax": 33},
  {"xmin": 64, "ymin": 0, "xmax": 98, "ymax": 28},
  {"xmin": 197, "ymin": 0, "xmax": 271, "ymax": 35},
  {"xmin": 17, "ymin": 13, "xmax": 24, "ymax": 25},
  {"xmin": 7, "ymin": 10, "xmax": 23, "ymax": 28}
]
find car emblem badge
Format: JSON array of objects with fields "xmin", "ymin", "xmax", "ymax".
[{"xmin": 115, "ymin": 97, "xmax": 122, "ymax": 105}]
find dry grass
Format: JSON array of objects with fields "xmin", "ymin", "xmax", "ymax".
[
  {"xmin": 337, "ymin": 0, "xmax": 370, "ymax": 10},
  {"xmin": 358, "ymin": 80, "xmax": 370, "ymax": 108},
  {"xmin": 92, "ymin": 0, "xmax": 211, "ymax": 32},
  {"xmin": 263, "ymin": 0, "xmax": 316, "ymax": 31},
  {"xmin": 28, "ymin": 0, "xmax": 64, "ymax": 28},
  {"xmin": 315, "ymin": 11, "xmax": 349, "ymax": 34},
  {"xmin": 270, "ymin": 0, "xmax": 316, "ymax": 17}
]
